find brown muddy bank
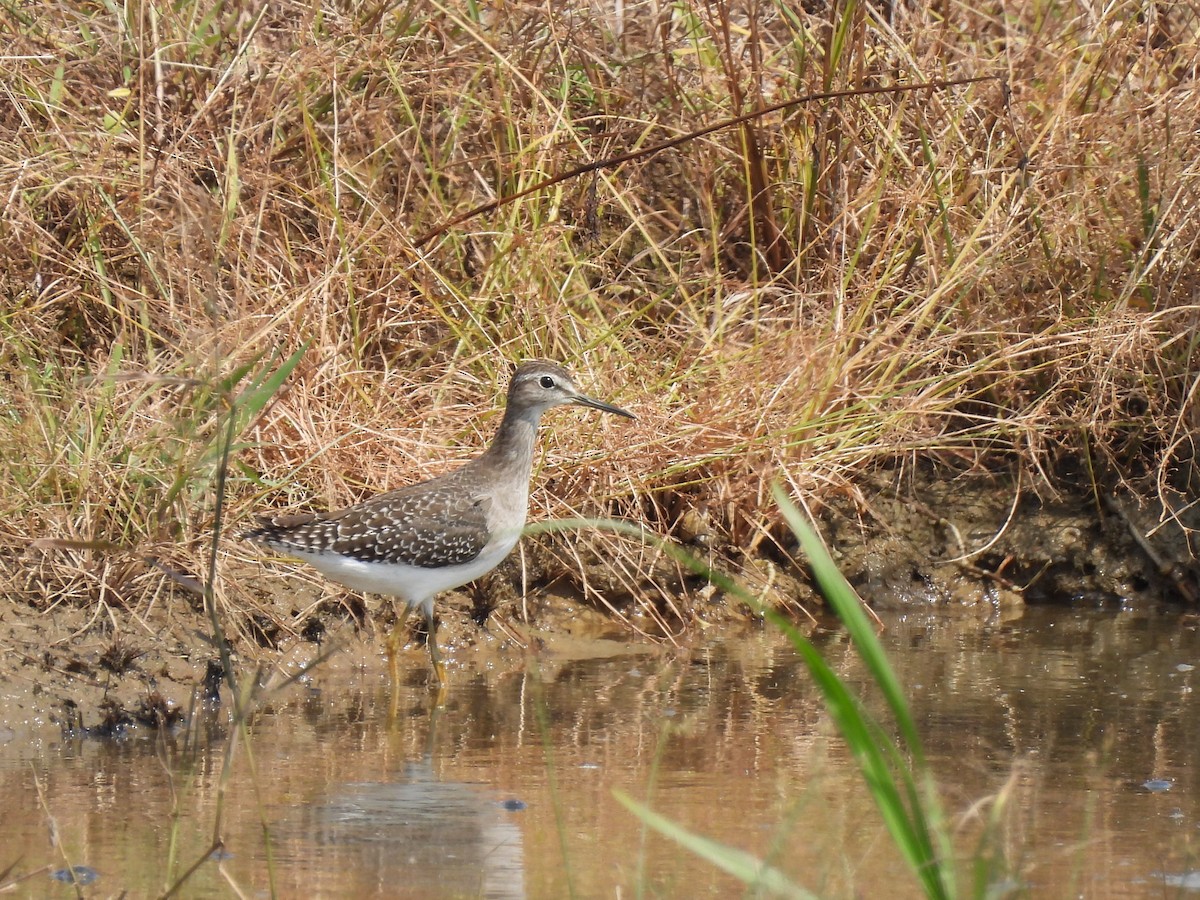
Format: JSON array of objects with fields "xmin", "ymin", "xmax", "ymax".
[
  {"xmin": 818, "ymin": 470, "xmax": 1198, "ymax": 612},
  {"xmin": 1, "ymin": 471, "xmax": 1195, "ymax": 733}
]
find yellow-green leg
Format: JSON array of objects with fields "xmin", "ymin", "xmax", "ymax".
[
  {"xmin": 386, "ymin": 602, "xmax": 446, "ymax": 689},
  {"xmin": 425, "ymin": 605, "xmax": 446, "ymax": 686},
  {"xmin": 387, "ymin": 602, "xmax": 415, "ymax": 690}
]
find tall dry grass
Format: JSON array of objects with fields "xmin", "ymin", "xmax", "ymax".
[{"xmin": 2, "ymin": 0, "xmax": 1198, "ymax": 641}]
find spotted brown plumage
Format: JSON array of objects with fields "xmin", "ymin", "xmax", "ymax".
[
  {"xmin": 248, "ymin": 475, "xmax": 493, "ymax": 568},
  {"xmin": 243, "ymin": 360, "xmax": 636, "ymax": 686}
]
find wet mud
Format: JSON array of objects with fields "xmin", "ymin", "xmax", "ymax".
[
  {"xmin": 819, "ymin": 471, "xmax": 1199, "ymax": 612},
  {"xmin": 1, "ymin": 472, "xmax": 1195, "ymax": 733}
]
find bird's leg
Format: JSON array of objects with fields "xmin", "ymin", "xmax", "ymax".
[
  {"xmin": 425, "ymin": 605, "xmax": 446, "ymax": 686},
  {"xmin": 387, "ymin": 602, "xmax": 415, "ymax": 689}
]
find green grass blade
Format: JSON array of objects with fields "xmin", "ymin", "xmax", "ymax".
[
  {"xmin": 537, "ymin": 514, "xmax": 954, "ymax": 897},
  {"xmin": 769, "ymin": 485, "xmax": 953, "ymax": 899},
  {"xmin": 231, "ymin": 342, "xmax": 309, "ymax": 430},
  {"xmin": 614, "ymin": 791, "xmax": 816, "ymax": 900},
  {"xmin": 770, "ymin": 484, "xmax": 922, "ymax": 753}
]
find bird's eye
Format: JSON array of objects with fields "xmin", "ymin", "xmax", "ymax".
[{"xmin": 539, "ymin": 375, "xmax": 555, "ymax": 389}]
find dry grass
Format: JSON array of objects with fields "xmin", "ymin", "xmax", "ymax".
[{"xmin": 2, "ymin": 0, "xmax": 1199, "ymax": 641}]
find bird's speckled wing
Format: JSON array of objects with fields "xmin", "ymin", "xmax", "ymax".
[{"xmin": 244, "ymin": 476, "xmax": 492, "ymax": 568}]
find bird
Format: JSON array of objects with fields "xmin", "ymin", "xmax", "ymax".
[{"xmin": 243, "ymin": 360, "xmax": 635, "ymax": 685}]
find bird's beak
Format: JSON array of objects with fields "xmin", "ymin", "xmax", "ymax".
[{"xmin": 573, "ymin": 393, "xmax": 636, "ymax": 419}]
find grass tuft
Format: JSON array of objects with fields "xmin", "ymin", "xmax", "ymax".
[{"xmin": 1, "ymin": 0, "xmax": 1198, "ymax": 641}]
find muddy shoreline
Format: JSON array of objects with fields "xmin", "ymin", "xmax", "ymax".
[{"xmin": 2, "ymin": 472, "xmax": 1195, "ymax": 734}]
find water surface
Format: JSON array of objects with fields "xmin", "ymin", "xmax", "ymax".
[{"xmin": 3, "ymin": 605, "xmax": 1200, "ymax": 897}]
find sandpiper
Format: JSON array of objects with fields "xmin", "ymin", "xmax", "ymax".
[{"xmin": 244, "ymin": 361, "xmax": 635, "ymax": 684}]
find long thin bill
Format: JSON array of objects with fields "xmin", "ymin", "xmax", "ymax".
[{"xmin": 574, "ymin": 394, "xmax": 636, "ymax": 419}]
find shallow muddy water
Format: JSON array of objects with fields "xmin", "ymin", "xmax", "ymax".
[{"xmin": 4, "ymin": 604, "xmax": 1200, "ymax": 898}]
